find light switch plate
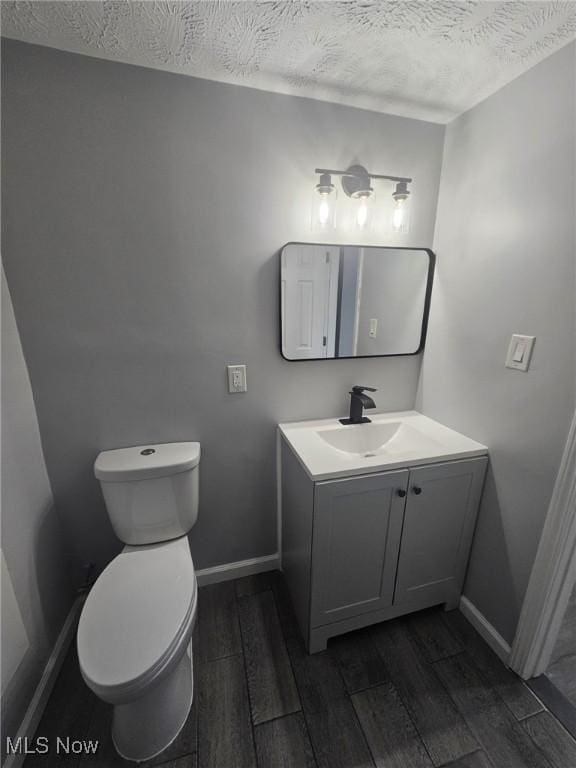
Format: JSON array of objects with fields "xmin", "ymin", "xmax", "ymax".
[
  {"xmin": 227, "ymin": 364, "xmax": 247, "ymax": 393},
  {"xmin": 505, "ymin": 334, "xmax": 535, "ymax": 371}
]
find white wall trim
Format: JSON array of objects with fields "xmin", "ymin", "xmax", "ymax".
[
  {"xmin": 509, "ymin": 409, "xmax": 576, "ymax": 680},
  {"xmin": 3, "ymin": 597, "xmax": 83, "ymax": 768},
  {"xmin": 459, "ymin": 596, "xmax": 511, "ymax": 664},
  {"xmin": 195, "ymin": 554, "xmax": 279, "ymax": 587}
]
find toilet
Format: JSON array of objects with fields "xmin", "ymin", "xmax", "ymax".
[{"xmin": 77, "ymin": 442, "xmax": 200, "ymax": 762}]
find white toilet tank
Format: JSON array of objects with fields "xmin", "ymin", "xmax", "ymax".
[{"xmin": 94, "ymin": 442, "xmax": 200, "ymax": 546}]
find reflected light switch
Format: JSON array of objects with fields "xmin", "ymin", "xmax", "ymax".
[
  {"xmin": 512, "ymin": 342, "xmax": 526, "ymax": 363},
  {"xmin": 506, "ymin": 335, "xmax": 535, "ymax": 371}
]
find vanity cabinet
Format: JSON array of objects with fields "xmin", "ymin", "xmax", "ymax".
[{"xmin": 280, "ymin": 439, "xmax": 487, "ymax": 652}]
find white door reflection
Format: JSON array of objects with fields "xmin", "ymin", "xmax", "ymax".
[{"xmin": 281, "ymin": 244, "xmax": 340, "ymax": 359}]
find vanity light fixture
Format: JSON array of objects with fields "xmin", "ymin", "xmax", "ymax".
[{"xmin": 312, "ymin": 164, "xmax": 412, "ymax": 233}]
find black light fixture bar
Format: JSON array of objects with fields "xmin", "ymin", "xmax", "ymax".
[{"xmin": 315, "ymin": 167, "xmax": 412, "ymax": 184}]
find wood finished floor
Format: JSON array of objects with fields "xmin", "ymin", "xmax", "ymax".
[
  {"xmin": 25, "ymin": 571, "xmax": 576, "ymax": 768},
  {"xmin": 546, "ymin": 583, "xmax": 576, "ymax": 708}
]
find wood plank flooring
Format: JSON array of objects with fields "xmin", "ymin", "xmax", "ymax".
[
  {"xmin": 371, "ymin": 619, "xmax": 478, "ymax": 766},
  {"xmin": 238, "ymin": 590, "xmax": 300, "ymax": 724},
  {"xmin": 25, "ymin": 571, "xmax": 575, "ymax": 768},
  {"xmin": 545, "ymin": 583, "xmax": 576, "ymax": 708}
]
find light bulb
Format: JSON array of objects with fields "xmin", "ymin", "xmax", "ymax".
[
  {"xmin": 391, "ymin": 181, "xmax": 410, "ymax": 233},
  {"xmin": 354, "ymin": 192, "xmax": 372, "ymax": 231},
  {"xmin": 311, "ymin": 173, "xmax": 336, "ymax": 230},
  {"xmin": 357, "ymin": 200, "xmax": 369, "ymax": 229},
  {"xmin": 318, "ymin": 197, "xmax": 330, "ymax": 226},
  {"xmin": 392, "ymin": 198, "xmax": 406, "ymax": 231}
]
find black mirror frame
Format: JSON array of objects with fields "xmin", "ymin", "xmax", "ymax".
[{"xmin": 279, "ymin": 242, "xmax": 436, "ymax": 362}]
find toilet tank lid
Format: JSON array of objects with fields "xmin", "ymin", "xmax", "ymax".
[{"xmin": 94, "ymin": 442, "xmax": 200, "ymax": 482}]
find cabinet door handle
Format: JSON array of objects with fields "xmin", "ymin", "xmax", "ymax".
[
  {"xmin": 412, "ymin": 486, "xmax": 422, "ymax": 495},
  {"xmin": 397, "ymin": 489, "xmax": 406, "ymax": 498}
]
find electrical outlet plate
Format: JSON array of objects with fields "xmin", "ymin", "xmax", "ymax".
[
  {"xmin": 227, "ymin": 364, "xmax": 247, "ymax": 393},
  {"xmin": 505, "ymin": 334, "xmax": 535, "ymax": 371}
]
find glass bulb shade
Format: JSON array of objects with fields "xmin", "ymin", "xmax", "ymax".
[
  {"xmin": 311, "ymin": 186, "xmax": 337, "ymax": 230},
  {"xmin": 392, "ymin": 196, "xmax": 410, "ymax": 233},
  {"xmin": 355, "ymin": 193, "xmax": 373, "ymax": 231},
  {"xmin": 319, "ymin": 198, "xmax": 330, "ymax": 226}
]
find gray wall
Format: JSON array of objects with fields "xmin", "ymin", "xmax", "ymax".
[
  {"xmin": 1, "ymin": 270, "xmax": 74, "ymax": 745},
  {"xmin": 356, "ymin": 249, "xmax": 429, "ymax": 356},
  {"xmin": 2, "ymin": 40, "xmax": 445, "ymax": 573},
  {"xmin": 417, "ymin": 42, "xmax": 576, "ymax": 644}
]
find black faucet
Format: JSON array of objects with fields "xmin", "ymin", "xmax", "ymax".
[{"xmin": 340, "ymin": 386, "xmax": 377, "ymax": 425}]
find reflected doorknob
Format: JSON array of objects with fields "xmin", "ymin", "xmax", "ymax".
[
  {"xmin": 397, "ymin": 489, "xmax": 406, "ymax": 498},
  {"xmin": 412, "ymin": 486, "xmax": 422, "ymax": 495}
]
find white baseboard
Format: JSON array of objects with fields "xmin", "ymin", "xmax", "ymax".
[
  {"xmin": 4, "ymin": 597, "xmax": 83, "ymax": 768},
  {"xmin": 459, "ymin": 595, "xmax": 511, "ymax": 664},
  {"xmin": 195, "ymin": 554, "xmax": 279, "ymax": 587}
]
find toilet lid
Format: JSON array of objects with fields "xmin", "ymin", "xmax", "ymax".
[{"xmin": 77, "ymin": 536, "xmax": 196, "ymax": 694}]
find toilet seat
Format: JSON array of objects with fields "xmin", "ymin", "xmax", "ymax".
[{"xmin": 77, "ymin": 536, "xmax": 197, "ymax": 703}]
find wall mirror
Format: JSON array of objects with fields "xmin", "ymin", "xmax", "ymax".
[{"xmin": 280, "ymin": 242, "xmax": 434, "ymax": 360}]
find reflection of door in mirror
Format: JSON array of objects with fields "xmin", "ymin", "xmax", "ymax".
[{"xmin": 281, "ymin": 244, "xmax": 340, "ymax": 359}]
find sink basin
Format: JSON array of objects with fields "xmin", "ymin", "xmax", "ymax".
[
  {"xmin": 279, "ymin": 410, "xmax": 488, "ymax": 481},
  {"xmin": 317, "ymin": 422, "xmax": 402, "ymax": 456},
  {"xmin": 316, "ymin": 421, "xmax": 441, "ymax": 457}
]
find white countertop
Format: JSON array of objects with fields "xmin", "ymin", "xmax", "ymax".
[{"xmin": 278, "ymin": 410, "xmax": 488, "ymax": 481}]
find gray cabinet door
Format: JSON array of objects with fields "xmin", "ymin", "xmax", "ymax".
[
  {"xmin": 394, "ymin": 457, "xmax": 488, "ymax": 608},
  {"xmin": 310, "ymin": 470, "xmax": 409, "ymax": 628}
]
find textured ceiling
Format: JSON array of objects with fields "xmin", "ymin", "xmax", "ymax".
[{"xmin": 2, "ymin": 1, "xmax": 576, "ymax": 123}]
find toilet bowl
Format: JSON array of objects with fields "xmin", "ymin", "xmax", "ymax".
[
  {"xmin": 78, "ymin": 536, "xmax": 197, "ymax": 761},
  {"xmin": 77, "ymin": 442, "xmax": 201, "ymax": 762}
]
